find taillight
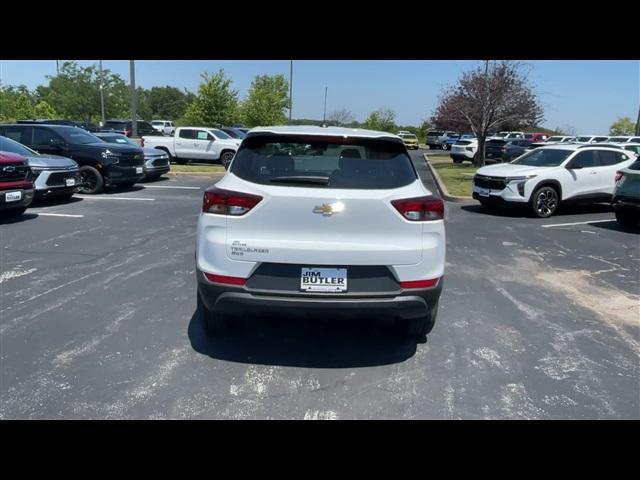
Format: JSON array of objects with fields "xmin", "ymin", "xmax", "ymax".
[
  {"xmin": 400, "ymin": 277, "xmax": 441, "ymax": 289},
  {"xmin": 391, "ymin": 195, "xmax": 444, "ymax": 221},
  {"xmin": 125, "ymin": 129, "xmax": 131, "ymax": 137},
  {"xmin": 203, "ymin": 272, "xmax": 246, "ymax": 286},
  {"xmin": 202, "ymin": 187, "xmax": 262, "ymax": 215},
  {"xmin": 141, "ymin": 138, "xmax": 145, "ymax": 147},
  {"xmin": 615, "ymin": 171, "xmax": 624, "ymax": 183}
]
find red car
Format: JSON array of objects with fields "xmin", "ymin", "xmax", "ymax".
[
  {"xmin": 525, "ymin": 132, "xmax": 550, "ymax": 142},
  {"xmin": 0, "ymin": 151, "xmax": 35, "ymax": 217}
]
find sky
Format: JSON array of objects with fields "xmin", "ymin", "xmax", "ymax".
[{"xmin": 0, "ymin": 60, "xmax": 638, "ymax": 133}]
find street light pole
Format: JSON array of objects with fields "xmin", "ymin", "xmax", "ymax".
[
  {"xmin": 129, "ymin": 60, "xmax": 137, "ymax": 138},
  {"xmin": 289, "ymin": 60, "xmax": 293, "ymax": 123},
  {"xmin": 323, "ymin": 86, "xmax": 327, "ymax": 125},
  {"xmin": 99, "ymin": 60, "xmax": 106, "ymax": 127},
  {"xmin": 636, "ymin": 103, "xmax": 640, "ymax": 136}
]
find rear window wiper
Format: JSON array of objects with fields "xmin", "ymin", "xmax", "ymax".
[{"xmin": 269, "ymin": 176, "xmax": 330, "ymax": 185}]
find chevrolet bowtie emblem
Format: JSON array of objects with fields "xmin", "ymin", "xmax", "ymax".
[{"xmin": 313, "ymin": 202, "xmax": 344, "ymax": 216}]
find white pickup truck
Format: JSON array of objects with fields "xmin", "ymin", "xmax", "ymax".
[{"xmin": 142, "ymin": 126, "xmax": 242, "ymax": 167}]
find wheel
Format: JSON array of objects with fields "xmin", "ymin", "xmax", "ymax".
[
  {"xmin": 531, "ymin": 186, "xmax": 559, "ymax": 218},
  {"xmin": 616, "ymin": 209, "xmax": 639, "ymax": 228},
  {"xmin": 220, "ymin": 151, "xmax": 235, "ymax": 169},
  {"xmin": 3, "ymin": 207, "xmax": 27, "ymax": 217},
  {"xmin": 443, "ymin": 144, "xmax": 450, "ymax": 151},
  {"xmin": 78, "ymin": 166, "xmax": 104, "ymax": 194},
  {"xmin": 118, "ymin": 182, "xmax": 137, "ymax": 190},
  {"xmin": 452, "ymin": 158, "xmax": 462, "ymax": 164},
  {"xmin": 198, "ymin": 292, "xmax": 228, "ymax": 335},
  {"xmin": 399, "ymin": 300, "xmax": 439, "ymax": 338}
]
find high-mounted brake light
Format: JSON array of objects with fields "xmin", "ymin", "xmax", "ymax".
[
  {"xmin": 202, "ymin": 187, "xmax": 262, "ymax": 216},
  {"xmin": 203, "ymin": 272, "xmax": 246, "ymax": 285},
  {"xmin": 391, "ymin": 195, "xmax": 444, "ymax": 221},
  {"xmin": 400, "ymin": 277, "xmax": 441, "ymax": 289}
]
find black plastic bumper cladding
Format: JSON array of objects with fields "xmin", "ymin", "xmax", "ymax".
[{"xmin": 196, "ymin": 269, "xmax": 443, "ymax": 321}]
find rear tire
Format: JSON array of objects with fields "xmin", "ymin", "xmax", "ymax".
[
  {"xmin": 78, "ymin": 166, "xmax": 104, "ymax": 194},
  {"xmin": 452, "ymin": 158, "xmax": 462, "ymax": 164},
  {"xmin": 399, "ymin": 300, "xmax": 438, "ymax": 338},
  {"xmin": 198, "ymin": 293, "xmax": 228, "ymax": 336},
  {"xmin": 221, "ymin": 151, "xmax": 235, "ymax": 169}
]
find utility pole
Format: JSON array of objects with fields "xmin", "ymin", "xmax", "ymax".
[
  {"xmin": 99, "ymin": 60, "xmax": 106, "ymax": 127},
  {"xmin": 289, "ymin": 60, "xmax": 293, "ymax": 123},
  {"xmin": 322, "ymin": 86, "xmax": 327, "ymax": 125},
  {"xmin": 129, "ymin": 60, "xmax": 137, "ymax": 138},
  {"xmin": 56, "ymin": 60, "xmax": 59, "ymax": 75}
]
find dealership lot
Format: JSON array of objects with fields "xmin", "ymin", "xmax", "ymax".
[{"xmin": 0, "ymin": 150, "xmax": 638, "ymax": 419}]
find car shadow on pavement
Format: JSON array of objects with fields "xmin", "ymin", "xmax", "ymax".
[
  {"xmin": 103, "ymin": 185, "xmax": 146, "ymax": 194},
  {"xmin": 31, "ymin": 196, "xmax": 83, "ymax": 207},
  {"xmin": 187, "ymin": 310, "xmax": 420, "ymax": 368},
  {"xmin": 0, "ymin": 212, "xmax": 38, "ymax": 225},
  {"xmin": 141, "ymin": 176, "xmax": 170, "ymax": 183},
  {"xmin": 590, "ymin": 220, "xmax": 640, "ymax": 234},
  {"xmin": 461, "ymin": 203, "xmax": 614, "ymax": 218}
]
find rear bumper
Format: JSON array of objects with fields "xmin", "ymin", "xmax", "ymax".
[
  {"xmin": 612, "ymin": 194, "xmax": 640, "ymax": 210},
  {"xmin": 196, "ymin": 269, "xmax": 442, "ymax": 320}
]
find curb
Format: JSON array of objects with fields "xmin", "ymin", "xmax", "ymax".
[{"xmin": 422, "ymin": 154, "xmax": 473, "ymax": 202}]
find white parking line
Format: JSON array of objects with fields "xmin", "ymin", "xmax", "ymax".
[
  {"xmin": 142, "ymin": 185, "xmax": 200, "ymax": 190},
  {"xmin": 541, "ymin": 219, "xmax": 615, "ymax": 228},
  {"xmin": 35, "ymin": 213, "xmax": 85, "ymax": 218},
  {"xmin": 75, "ymin": 196, "xmax": 155, "ymax": 201}
]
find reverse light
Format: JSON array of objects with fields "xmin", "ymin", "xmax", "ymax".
[
  {"xmin": 400, "ymin": 277, "xmax": 442, "ymax": 289},
  {"xmin": 391, "ymin": 195, "xmax": 444, "ymax": 221},
  {"xmin": 203, "ymin": 272, "xmax": 246, "ymax": 285},
  {"xmin": 202, "ymin": 187, "xmax": 263, "ymax": 216}
]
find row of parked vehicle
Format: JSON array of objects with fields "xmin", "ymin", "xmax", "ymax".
[{"xmin": 0, "ymin": 122, "xmax": 173, "ymax": 218}]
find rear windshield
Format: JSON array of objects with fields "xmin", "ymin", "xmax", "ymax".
[
  {"xmin": 400, "ymin": 134, "xmax": 417, "ymax": 140},
  {"xmin": 230, "ymin": 135, "xmax": 417, "ymax": 189},
  {"xmin": 427, "ymin": 131, "xmax": 443, "ymax": 137},
  {"xmin": 511, "ymin": 148, "xmax": 572, "ymax": 167}
]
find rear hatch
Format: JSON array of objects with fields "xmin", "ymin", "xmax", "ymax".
[{"xmin": 222, "ymin": 134, "xmax": 428, "ymax": 266}]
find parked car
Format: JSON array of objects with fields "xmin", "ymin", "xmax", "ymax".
[
  {"xmin": 524, "ymin": 133, "xmax": 550, "ymax": 142},
  {"xmin": 102, "ymin": 120, "xmax": 157, "ymax": 137},
  {"xmin": 398, "ymin": 132, "xmax": 419, "ymax": 150},
  {"xmin": 442, "ymin": 134, "xmax": 461, "ymax": 150},
  {"xmin": 608, "ymin": 136, "xmax": 640, "ymax": 143},
  {"xmin": 472, "ymin": 144, "xmax": 636, "ymax": 217},
  {"xmin": 0, "ymin": 151, "xmax": 34, "ymax": 217},
  {"xmin": 574, "ymin": 135, "xmax": 610, "ymax": 144},
  {"xmin": 220, "ymin": 127, "xmax": 247, "ymax": 140},
  {"xmin": 502, "ymin": 139, "xmax": 533, "ymax": 162},
  {"xmin": 544, "ymin": 135, "xmax": 575, "ymax": 143},
  {"xmin": 485, "ymin": 139, "xmax": 508, "ymax": 161},
  {"xmin": 0, "ymin": 136, "xmax": 80, "ymax": 199},
  {"xmin": 142, "ymin": 126, "xmax": 241, "ymax": 168},
  {"xmin": 426, "ymin": 130, "xmax": 458, "ymax": 149},
  {"xmin": 151, "ymin": 120, "xmax": 176, "ymax": 136},
  {"xmin": 0, "ymin": 124, "xmax": 145, "ymax": 194},
  {"xmin": 450, "ymin": 138, "xmax": 478, "ymax": 163},
  {"xmin": 612, "ymin": 157, "xmax": 640, "ymax": 228},
  {"xmin": 94, "ymin": 132, "xmax": 170, "ymax": 180},
  {"xmin": 497, "ymin": 131, "xmax": 525, "ymax": 139},
  {"xmin": 619, "ymin": 143, "xmax": 640, "ymax": 156},
  {"xmin": 17, "ymin": 119, "xmax": 101, "ymax": 133},
  {"xmin": 196, "ymin": 125, "xmax": 445, "ymax": 338}
]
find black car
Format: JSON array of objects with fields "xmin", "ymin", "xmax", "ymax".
[
  {"xmin": 102, "ymin": 120, "xmax": 157, "ymax": 137},
  {"xmin": 0, "ymin": 124, "xmax": 145, "ymax": 194},
  {"xmin": 17, "ymin": 119, "xmax": 101, "ymax": 133},
  {"xmin": 220, "ymin": 127, "xmax": 247, "ymax": 140},
  {"xmin": 502, "ymin": 139, "xmax": 532, "ymax": 162},
  {"xmin": 485, "ymin": 139, "xmax": 507, "ymax": 161}
]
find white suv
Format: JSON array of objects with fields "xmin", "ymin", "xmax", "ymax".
[
  {"xmin": 195, "ymin": 126, "xmax": 446, "ymax": 338},
  {"xmin": 472, "ymin": 144, "xmax": 636, "ymax": 217}
]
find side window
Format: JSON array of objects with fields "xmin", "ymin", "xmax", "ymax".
[
  {"xmin": 594, "ymin": 137, "xmax": 608, "ymax": 143},
  {"xmin": 33, "ymin": 127, "xmax": 62, "ymax": 146},
  {"xmin": 1, "ymin": 126, "xmax": 32, "ymax": 145},
  {"xmin": 571, "ymin": 151, "xmax": 597, "ymax": 168},
  {"xmin": 179, "ymin": 129, "xmax": 196, "ymax": 139},
  {"xmin": 598, "ymin": 150, "xmax": 630, "ymax": 166}
]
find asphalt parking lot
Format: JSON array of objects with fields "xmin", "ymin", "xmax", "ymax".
[{"xmin": 1, "ymin": 150, "xmax": 638, "ymax": 419}]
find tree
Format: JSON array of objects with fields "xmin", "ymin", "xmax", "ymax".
[
  {"xmin": 147, "ymin": 86, "xmax": 194, "ymax": 120},
  {"xmin": 33, "ymin": 100, "xmax": 57, "ymax": 119},
  {"xmin": 183, "ymin": 70, "xmax": 239, "ymax": 127},
  {"xmin": 36, "ymin": 61, "xmax": 129, "ymax": 122},
  {"xmin": 363, "ymin": 108, "xmax": 396, "ymax": 132},
  {"xmin": 241, "ymin": 74, "xmax": 289, "ymax": 127},
  {"xmin": 609, "ymin": 116, "xmax": 635, "ymax": 136},
  {"xmin": 554, "ymin": 124, "xmax": 577, "ymax": 136},
  {"xmin": 327, "ymin": 108, "xmax": 355, "ymax": 126},
  {"xmin": 431, "ymin": 61, "xmax": 543, "ymax": 167}
]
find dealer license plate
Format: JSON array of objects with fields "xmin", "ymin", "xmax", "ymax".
[
  {"xmin": 300, "ymin": 267, "xmax": 347, "ymax": 292},
  {"xmin": 4, "ymin": 191, "xmax": 22, "ymax": 202},
  {"xmin": 65, "ymin": 178, "xmax": 75, "ymax": 187},
  {"xmin": 136, "ymin": 167, "xmax": 143, "ymax": 174}
]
